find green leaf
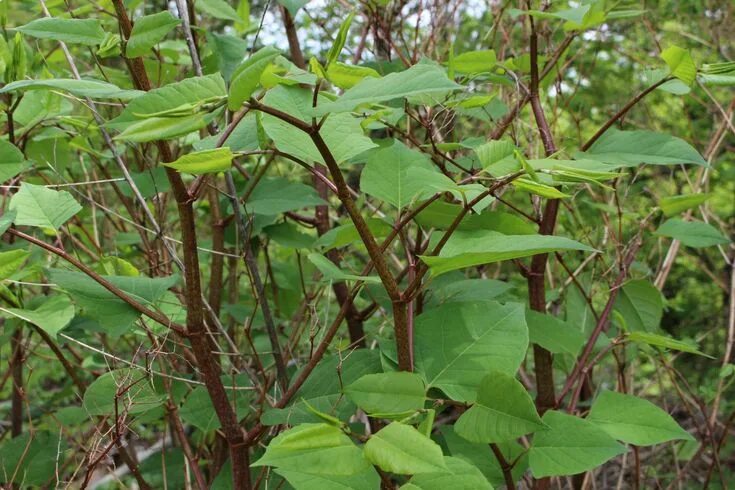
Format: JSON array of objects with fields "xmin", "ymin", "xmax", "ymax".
[
  {"xmin": 613, "ymin": 280, "xmax": 663, "ymax": 333},
  {"xmin": 126, "ymin": 11, "xmax": 181, "ymax": 58},
  {"xmin": 47, "ymin": 269, "xmax": 177, "ymax": 336},
  {"xmin": 195, "ymin": 0, "xmax": 243, "ymax": 22},
  {"xmin": 455, "ymin": 371, "xmax": 544, "ymax": 444},
  {"xmin": 15, "ymin": 17, "xmax": 105, "ymax": 45},
  {"xmin": 517, "ymin": 4, "xmax": 606, "ymax": 31},
  {"xmin": 326, "ymin": 62, "xmax": 380, "ymax": 90},
  {"xmin": 513, "ymin": 178, "xmax": 569, "ymax": 199},
  {"xmin": 96, "ymin": 32, "xmax": 121, "ymax": 58},
  {"xmin": 529, "ymin": 411, "xmax": 626, "ymax": 478},
  {"xmin": 0, "ymin": 78, "xmax": 143, "ymax": 100},
  {"xmin": 0, "ymin": 210, "xmax": 16, "ymax": 237},
  {"xmin": 654, "ymin": 218, "xmax": 729, "ymax": 248},
  {"xmin": 526, "ymin": 310, "xmax": 586, "ymax": 356},
  {"xmin": 0, "ymin": 249, "xmax": 29, "ymax": 281},
  {"xmin": 111, "ymin": 74, "xmax": 226, "ymax": 125},
  {"xmin": 588, "ymin": 391, "xmax": 694, "ymax": 446},
  {"xmin": 228, "ymin": 47, "xmax": 280, "ymax": 110},
  {"xmin": 163, "ymin": 148, "xmax": 233, "ymax": 175},
  {"xmin": 440, "ymin": 425, "xmax": 526, "ymax": 488},
  {"xmin": 1, "ymin": 295, "xmax": 74, "ymax": 339},
  {"xmin": 83, "ymin": 368, "xmax": 166, "ymax": 416},
  {"xmin": 209, "ymin": 32, "xmax": 250, "ymax": 82},
  {"xmin": 9, "ymin": 183, "xmax": 81, "ymax": 230},
  {"xmin": 415, "ymin": 201, "xmax": 535, "ymax": 235},
  {"xmin": 420, "ymin": 230, "xmax": 594, "ymax": 277},
  {"xmin": 661, "ymin": 45, "xmax": 696, "ymax": 85},
  {"xmin": 115, "ymin": 113, "xmax": 215, "ymax": 142},
  {"xmin": 262, "ymin": 350, "xmax": 382, "ymax": 426},
  {"xmin": 361, "ymin": 141, "xmax": 453, "ymax": 209},
  {"xmin": 307, "ymin": 253, "xmax": 381, "ymax": 285},
  {"xmin": 413, "ymin": 301, "xmax": 528, "ymax": 402},
  {"xmin": 451, "ymin": 50, "xmax": 496, "ymax": 74},
  {"xmin": 180, "ymin": 379, "xmax": 251, "ymax": 432},
  {"xmin": 275, "ymin": 466, "xmax": 381, "ymax": 490},
  {"xmin": 0, "ymin": 139, "xmax": 30, "ymax": 182},
  {"xmin": 265, "ymin": 222, "xmax": 316, "ymax": 249},
  {"xmin": 326, "ymin": 12, "xmax": 354, "ymax": 68},
  {"xmin": 474, "ymin": 140, "xmax": 515, "ymax": 170},
  {"xmin": 253, "ymin": 423, "xmax": 371, "ymax": 476},
  {"xmin": 659, "ymin": 193, "xmax": 711, "ymax": 217},
  {"xmin": 627, "ymin": 331, "xmax": 709, "ymax": 357},
  {"xmin": 313, "ymin": 218, "xmax": 391, "ymax": 251},
  {"xmin": 0, "ymin": 431, "xmax": 66, "ymax": 486},
  {"xmin": 262, "ymin": 57, "xmax": 318, "ymax": 87},
  {"xmin": 246, "ymin": 177, "xmax": 325, "ymax": 215},
  {"xmin": 524, "ymin": 5, "xmax": 591, "ymax": 26},
  {"xmin": 577, "ymin": 129, "xmax": 707, "ymax": 167},
  {"xmin": 313, "ymin": 63, "xmax": 462, "ymax": 116},
  {"xmin": 261, "ymin": 85, "xmax": 376, "ymax": 165},
  {"xmin": 278, "ymin": 0, "xmax": 310, "ymax": 15},
  {"xmin": 343, "ymin": 372, "xmax": 426, "ymax": 416},
  {"xmin": 426, "ymin": 278, "xmax": 512, "ymax": 307},
  {"xmin": 197, "ymin": 112, "xmax": 260, "ymax": 152},
  {"xmin": 364, "ymin": 422, "xmax": 447, "ymax": 474},
  {"xmin": 401, "ymin": 457, "xmax": 492, "ymax": 490}
]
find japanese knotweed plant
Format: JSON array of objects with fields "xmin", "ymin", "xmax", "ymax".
[{"xmin": 0, "ymin": 1, "xmax": 732, "ymax": 489}]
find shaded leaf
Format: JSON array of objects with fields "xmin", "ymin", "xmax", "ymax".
[
  {"xmin": 440, "ymin": 425, "xmax": 526, "ymax": 488},
  {"xmin": 654, "ymin": 219, "xmax": 729, "ymax": 248},
  {"xmin": 262, "ymin": 350, "xmax": 382, "ymax": 426},
  {"xmin": 577, "ymin": 129, "xmax": 706, "ymax": 167},
  {"xmin": 0, "ymin": 140, "xmax": 30, "ymax": 182},
  {"xmin": 529, "ymin": 411, "xmax": 625, "ymax": 477},
  {"xmin": 0, "ymin": 431, "xmax": 66, "ymax": 486},
  {"xmin": 421, "ymin": 230, "xmax": 594, "ymax": 277},
  {"xmin": 275, "ymin": 466, "xmax": 380, "ymax": 490},
  {"xmin": 588, "ymin": 391, "xmax": 694, "ymax": 446},
  {"xmin": 83, "ymin": 368, "xmax": 166, "ymax": 416},
  {"xmin": 613, "ymin": 280, "xmax": 663, "ymax": 333},
  {"xmin": 401, "ymin": 457, "xmax": 492, "ymax": 489},
  {"xmin": 526, "ymin": 310, "xmax": 586, "ymax": 356},
  {"xmin": 659, "ymin": 193, "xmax": 711, "ymax": 217},
  {"xmin": 455, "ymin": 371, "xmax": 544, "ymax": 443},
  {"xmin": 47, "ymin": 269, "xmax": 177, "ymax": 336},
  {"xmin": 246, "ymin": 177, "xmax": 325, "ymax": 215}
]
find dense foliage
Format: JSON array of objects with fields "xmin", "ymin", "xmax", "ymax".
[{"xmin": 0, "ymin": 0, "xmax": 732, "ymax": 488}]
